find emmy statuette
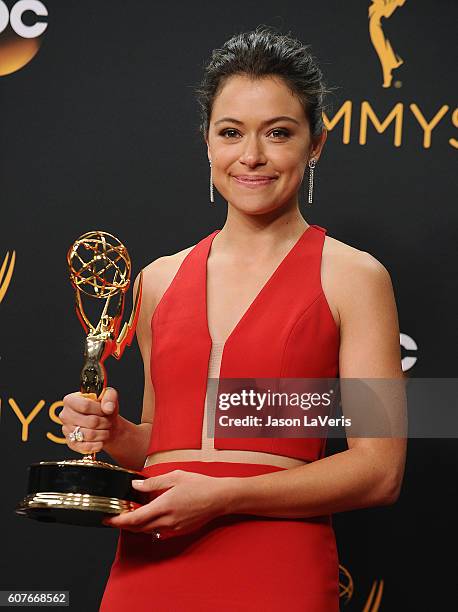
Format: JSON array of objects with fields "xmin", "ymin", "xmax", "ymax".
[{"xmin": 15, "ymin": 231, "xmax": 149, "ymax": 527}]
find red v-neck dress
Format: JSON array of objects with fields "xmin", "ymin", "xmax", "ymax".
[{"xmin": 100, "ymin": 225, "xmax": 341, "ymax": 612}]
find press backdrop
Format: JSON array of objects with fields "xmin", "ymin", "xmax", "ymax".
[{"xmin": 1, "ymin": 1, "xmax": 457, "ymax": 610}]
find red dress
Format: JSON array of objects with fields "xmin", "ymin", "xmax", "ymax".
[{"xmin": 100, "ymin": 225, "xmax": 340, "ymax": 611}]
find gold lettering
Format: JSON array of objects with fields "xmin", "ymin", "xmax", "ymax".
[
  {"xmin": 0, "ymin": 250, "xmax": 16, "ymax": 304},
  {"xmin": 8, "ymin": 398, "xmax": 45, "ymax": 441},
  {"xmin": 360, "ymin": 102, "xmax": 403, "ymax": 146},
  {"xmin": 410, "ymin": 104, "xmax": 449, "ymax": 148},
  {"xmin": 449, "ymin": 107, "xmax": 458, "ymax": 149},
  {"xmin": 323, "ymin": 100, "xmax": 352, "ymax": 144},
  {"xmin": 47, "ymin": 401, "xmax": 66, "ymax": 444}
]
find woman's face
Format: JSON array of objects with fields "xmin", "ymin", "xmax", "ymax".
[{"xmin": 206, "ymin": 74, "xmax": 326, "ymax": 214}]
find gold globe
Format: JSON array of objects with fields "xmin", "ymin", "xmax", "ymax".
[{"xmin": 67, "ymin": 230, "xmax": 131, "ymax": 299}]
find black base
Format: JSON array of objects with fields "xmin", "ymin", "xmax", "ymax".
[
  {"xmin": 18, "ymin": 506, "xmax": 112, "ymax": 528},
  {"xmin": 15, "ymin": 459, "xmax": 149, "ymax": 527}
]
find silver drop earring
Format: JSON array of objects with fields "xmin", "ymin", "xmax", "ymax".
[
  {"xmin": 307, "ymin": 158, "xmax": 317, "ymax": 205},
  {"xmin": 209, "ymin": 160, "xmax": 214, "ymax": 203}
]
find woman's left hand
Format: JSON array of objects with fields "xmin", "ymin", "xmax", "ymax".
[{"xmin": 102, "ymin": 470, "xmax": 233, "ymax": 538}]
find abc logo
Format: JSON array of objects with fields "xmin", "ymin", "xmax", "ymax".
[{"xmin": 0, "ymin": 0, "xmax": 48, "ymax": 77}]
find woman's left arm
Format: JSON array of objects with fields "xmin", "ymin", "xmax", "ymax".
[{"xmin": 222, "ymin": 251, "xmax": 407, "ymax": 519}]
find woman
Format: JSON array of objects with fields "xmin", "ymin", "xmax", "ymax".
[{"xmin": 61, "ymin": 26, "xmax": 406, "ymax": 611}]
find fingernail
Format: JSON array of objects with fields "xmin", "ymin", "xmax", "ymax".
[
  {"xmin": 104, "ymin": 402, "xmax": 115, "ymax": 412},
  {"xmin": 132, "ymin": 480, "xmax": 143, "ymax": 486}
]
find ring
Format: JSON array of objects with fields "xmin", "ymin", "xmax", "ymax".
[
  {"xmin": 152, "ymin": 529, "xmax": 161, "ymax": 541},
  {"xmin": 69, "ymin": 425, "xmax": 84, "ymax": 442}
]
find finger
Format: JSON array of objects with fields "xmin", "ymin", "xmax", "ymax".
[
  {"xmin": 103, "ymin": 500, "xmax": 168, "ymax": 528},
  {"xmin": 131, "ymin": 471, "xmax": 183, "ymax": 493},
  {"xmin": 61, "ymin": 407, "xmax": 112, "ymax": 430},
  {"xmin": 103, "ymin": 514, "xmax": 175, "ymax": 536},
  {"xmin": 124, "ymin": 522, "xmax": 177, "ymax": 537},
  {"xmin": 63, "ymin": 393, "xmax": 105, "ymax": 417},
  {"xmin": 132, "ymin": 517, "xmax": 200, "ymax": 538},
  {"xmin": 62, "ymin": 425, "xmax": 110, "ymax": 443},
  {"xmin": 140, "ymin": 519, "xmax": 184, "ymax": 538},
  {"xmin": 100, "ymin": 387, "xmax": 119, "ymax": 416}
]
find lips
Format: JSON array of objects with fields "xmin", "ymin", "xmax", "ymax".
[{"xmin": 232, "ymin": 175, "xmax": 277, "ymax": 188}]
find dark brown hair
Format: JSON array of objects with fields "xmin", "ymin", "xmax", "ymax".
[{"xmin": 195, "ymin": 25, "xmax": 335, "ymax": 141}]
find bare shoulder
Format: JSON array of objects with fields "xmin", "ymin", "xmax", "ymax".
[
  {"xmin": 322, "ymin": 234, "xmax": 394, "ymax": 329},
  {"xmin": 324, "ymin": 234, "xmax": 389, "ymax": 274},
  {"xmin": 137, "ymin": 244, "xmax": 196, "ymax": 315}
]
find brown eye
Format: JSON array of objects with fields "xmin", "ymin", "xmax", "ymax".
[
  {"xmin": 220, "ymin": 129, "xmax": 240, "ymax": 138},
  {"xmin": 270, "ymin": 129, "xmax": 290, "ymax": 138}
]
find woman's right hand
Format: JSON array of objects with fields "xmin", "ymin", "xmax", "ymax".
[{"xmin": 60, "ymin": 387, "xmax": 120, "ymax": 455}]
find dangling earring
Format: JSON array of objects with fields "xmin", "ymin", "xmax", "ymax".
[
  {"xmin": 307, "ymin": 158, "xmax": 317, "ymax": 205},
  {"xmin": 209, "ymin": 160, "xmax": 214, "ymax": 203}
]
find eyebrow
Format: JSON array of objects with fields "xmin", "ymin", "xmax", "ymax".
[{"xmin": 214, "ymin": 116, "xmax": 300, "ymax": 127}]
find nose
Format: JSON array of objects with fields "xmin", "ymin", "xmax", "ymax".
[{"xmin": 238, "ymin": 135, "xmax": 267, "ymax": 168}]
